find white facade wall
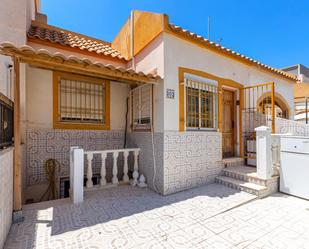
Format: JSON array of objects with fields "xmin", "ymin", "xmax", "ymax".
[
  {"xmin": 25, "ymin": 66, "xmax": 130, "ymax": 130},
  {"xmin": 163, "ymin": 33, "xmax": 295, "ymax": 131},
  {"xmin": 0, "ymin": 148, "xmax": 14, "ymax": 249}
]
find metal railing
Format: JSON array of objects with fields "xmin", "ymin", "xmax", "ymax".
[
  {"xmin": 241, "ymin": 82, "xmax": 275, "ymax": 164},
  {"xmin": 0, "ymin": 93, "xmax": 13, "ymax": 149}
]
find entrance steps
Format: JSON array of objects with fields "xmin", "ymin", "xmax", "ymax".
[{"xmin": 215, "ymin": 158, "xmax": 279, "ymax": 198}]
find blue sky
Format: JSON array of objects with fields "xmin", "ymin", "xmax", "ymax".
[{"xmin": 42, "ymin": 0, "xmax": 309, "ymax": 69}]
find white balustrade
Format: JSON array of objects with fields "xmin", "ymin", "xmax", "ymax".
[
  {"xmin": 84, "ymin": 148, "xmax": 141, "ymax": 189},
  {"xmin": 70, "ymin": 147, "xmax": 141, "ymax": 204}
]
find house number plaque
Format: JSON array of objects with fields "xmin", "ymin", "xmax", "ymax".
[{"xmin": 166, "ymin": 88, "xmax": 175, "ymax": 99}]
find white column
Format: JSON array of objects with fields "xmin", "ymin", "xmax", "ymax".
[
  {"xmin": 100, "ymin": 152, "xmax": 107, "ymax": 186},
  {"xmin": 255, "ymin": 126, "xmax": 273, "ymax": 179},
  {"xmin": 86, "ymin": 153, "xmax": 94, "ymax": 188},
  {"xmin": 123, "ymin": 151, "xmax": 129, "ymax": 183},
  {"xmin": 112, "ymin": 151, "xmax": 119, "ymax": 185},
  {"xmin": 70, "ymin": 147, "xmax": 84, "ymax": 203},
  {"xmin": 132, "ymin": 150, "xmax": 139, "ymax": 186}
]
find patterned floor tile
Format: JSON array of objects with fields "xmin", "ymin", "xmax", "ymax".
[{"xmin": 4, "ymin": 184, "xmax": 309, "ymax": 249}]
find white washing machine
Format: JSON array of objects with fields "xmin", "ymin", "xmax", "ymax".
[{"xmin": 280, "ymin": 136, "xmax": 309, "ymax": 200}]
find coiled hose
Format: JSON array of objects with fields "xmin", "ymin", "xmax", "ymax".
[{"xmin": 39, "ymin": 159, "xmax": 60, "ymax": 202}]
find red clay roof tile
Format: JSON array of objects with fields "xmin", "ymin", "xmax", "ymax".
[{"xmin": 27, "ymin": 22, "xmax": 125, "ymax": 60}]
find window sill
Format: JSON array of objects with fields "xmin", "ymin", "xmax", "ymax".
[
  {"xmin": 186, "ymin": 128, "xmax": 218, "ymax": 132},
  {"xmin": 53, "ymin": 122, "xmax": 110, "ymax": 130}
]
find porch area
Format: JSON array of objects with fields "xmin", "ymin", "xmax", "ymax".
[{"xmin": 5, "ymin": 184, "xmax": 309, "ymax": 249}]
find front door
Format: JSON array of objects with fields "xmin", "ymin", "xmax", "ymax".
[{"xmin": 222, "ymin": 89, "xmax": 235, "ymax": 158}]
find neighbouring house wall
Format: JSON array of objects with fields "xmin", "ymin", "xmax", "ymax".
[
  {"xmin": 0, "ymin": 147, "xmax": 14, "ymax": 249},
  {"xmin": 23, "ymin": 65, "xmax": 131, "ymax": 203},
  {"xmin": 0, "ymin": 0, "xmax": 34, "ymax": 46},
  {"xmin": 163, "ymin": 33, "xmax": 295, "ymax": 131}
]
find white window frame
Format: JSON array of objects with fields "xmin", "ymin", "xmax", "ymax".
[{"xmin": 131, "ymin": 84, "xmax": 153, "ymax": 131}]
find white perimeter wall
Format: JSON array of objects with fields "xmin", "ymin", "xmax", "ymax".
[
  {"xmin": 25, "ymin": 66, "xmax": 130, "ymax": 131},
  {"xmin": 163, "ymin": 33, "xmax": 295, "ymax": 131},
  {"xmin": 0, "ymin": 147, "xmax": 14, "ymax": 249}
]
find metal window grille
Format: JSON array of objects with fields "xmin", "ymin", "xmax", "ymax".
[
  {"xmin": 58, "ymin": 78, "xmax": 106, "ymax": 124},
  {"xmin": 131, "ymin": 84, "xmax": 152, "ymax": 130},
  {"xmin": 185, "ymin": 78, "xmax": 218, "ymax": 129},
  {"xmin": 0, "ymin": 93, "xmax": 13, "ymax": 149}
]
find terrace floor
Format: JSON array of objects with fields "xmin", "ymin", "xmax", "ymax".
[{"xmin": 4, "ymin": 184, "xmax": 309, "ymax": 249}]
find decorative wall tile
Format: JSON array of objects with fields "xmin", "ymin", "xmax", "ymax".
[
  {"xmin": 25, "ymin": 129, "xmax": 125, "ymax": 186},
  {"xmin": 163, "ymin": 131, "xmax": 222, "ymax": 195},
  {"xmin": 128, "ymin": 132, "xmax": 164, "ymax": 194}
]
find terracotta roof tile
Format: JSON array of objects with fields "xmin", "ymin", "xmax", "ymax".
[{"xmin": 27, "ymin": 23, "xmax": 125, "ymax": 60}]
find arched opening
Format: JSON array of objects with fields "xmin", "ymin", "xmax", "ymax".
[{"xmin": 257, "ymin": 93, "xmax": 290, "ymax": 119}]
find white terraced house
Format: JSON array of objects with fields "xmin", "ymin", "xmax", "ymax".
[{"xmin": 0, "ymin": 1, "xmax": 309, "ymax": 248}]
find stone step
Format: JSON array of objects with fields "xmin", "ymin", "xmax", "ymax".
[
  {"xmin": 222, "ymin": 157, "xmax": 245, "ymax": 168},
  {"xmin": 215, "ymin": 176, "xmax": 268, "ymax": 198},
  {"xmin": 222, "ymin": 166, "xmax": 268, "ymax": 187}
]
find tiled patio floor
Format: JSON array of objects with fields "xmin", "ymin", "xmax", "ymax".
[{"xmin": 4, "ymin": 184, "xmax": 309, "ymax": 249}]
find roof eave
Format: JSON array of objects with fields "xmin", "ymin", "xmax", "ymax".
[
  {"xmin": 166, "ymin": 25, "xmax": 297, "ymax": 83},
  {"xmin": 0, "ymin": 43, "xmax": 160, "ymax": 84}
]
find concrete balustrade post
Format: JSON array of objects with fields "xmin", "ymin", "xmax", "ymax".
[
  {"xmin": 100, "ymin": 152, "xmax": 107, "ymax": 186},
  {"xmin": 255, "ymin": 126, "xmax": 273, "ymax": 179},
  {"xmin": 70, "ymin": 147, "xmax": 84, "ymax": 203},
  {"xmin": 112, "ymin": 152, "xmax": 119, "ymax": 184},
  {"xmin": 86, "ymin": 153, "xmax": 94, "ymax": 188},
  {"xmin": 123, "ymin": 151, "xmax": 129, "ymax": 183}
]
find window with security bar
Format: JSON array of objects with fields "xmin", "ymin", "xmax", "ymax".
[
  {"xmin": 185, "ymin": 78, "xmax": 218, "ymax": 130},
  {"xmin": 131, "ymin": 85, "xmax": 153, "ymax": 130},
  {"xmin": 54, "ymin": 72, "xmax": 110, "ymax": 129}
]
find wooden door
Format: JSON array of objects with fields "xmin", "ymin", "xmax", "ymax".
[{"xmin": 222, "ymin": 89, "xmax": 235, "ymax": 158}]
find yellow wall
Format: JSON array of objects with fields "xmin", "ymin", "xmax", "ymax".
[
  {"xmin": 295, "ymin": 83, "xmax": 309, "ymax": 99},
  {"xmin": 111, "ymin": 11, "xmax": 167, "ymax": 60}
]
